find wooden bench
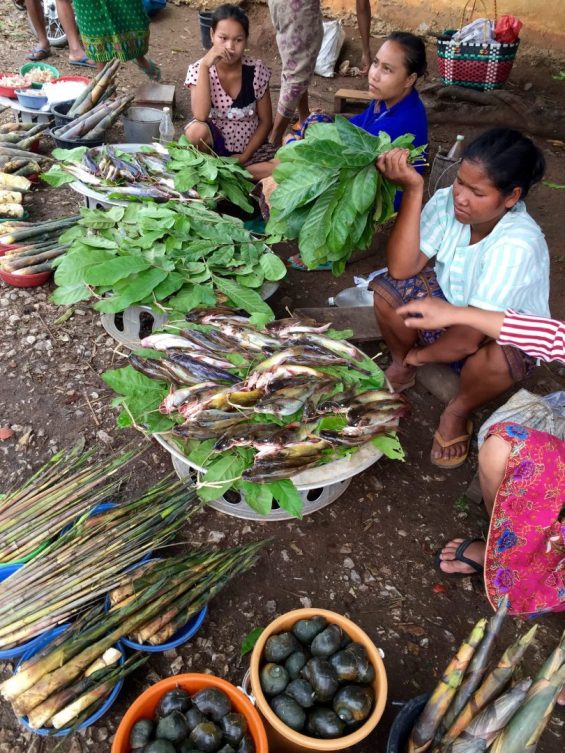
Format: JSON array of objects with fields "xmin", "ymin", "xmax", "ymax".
[{"xmin": 334, "ymin": 88, "xmax": 372, "ymax": 114}]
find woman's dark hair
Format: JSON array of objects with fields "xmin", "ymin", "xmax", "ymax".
[
  {"xmin": 211, "ymin": 4, "xmax": 249, "ymax": 36},
  {"xmin": 384, "ymin": 32, "xmax": 427, "ymax": 78},
  {"xmin": 463, "ymin": 128, "xmax": 545, "ymax": 198}
]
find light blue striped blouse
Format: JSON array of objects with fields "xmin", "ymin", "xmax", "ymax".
[{"xmin": 420, "ymin": 187, "xmax": 550, "ymax": 317}]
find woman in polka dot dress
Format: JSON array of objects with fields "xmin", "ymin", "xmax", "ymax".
[{"xmin": 184, "ymin": 4, "xmax": 276, "ymax": 180}]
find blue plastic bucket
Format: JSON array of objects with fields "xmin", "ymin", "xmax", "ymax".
[
  {"xmin": 16, "ymin": 624, "xmax": 125, "ymax": 736},
  {"xmin": 386, "ymin": 695, "xmax": 429, "ymax": 753}
]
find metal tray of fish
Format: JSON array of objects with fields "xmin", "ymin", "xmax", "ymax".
[
  {"xmin": 68, "ymin": 142, "xmax": 167, "ymax": 208},
  {"xmin": 154, "ymin": 432, "xmax": 385, "ymax": 492}
]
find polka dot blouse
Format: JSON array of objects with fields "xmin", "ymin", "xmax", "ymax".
[{"xmin": 185, "ymin": 56, "xmax": 271, "ymax": 154}]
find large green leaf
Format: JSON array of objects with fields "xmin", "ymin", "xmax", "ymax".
[
  {"xmin": 259, "ymin": 253, "xmax": 286, "ymax": 281},
  {"xmin": 197, "ymin": 453, "xmax": 247, "ymax": 502},
  {"xmin": 268, "ymin": 479, "xmax": 303, "ymax": 519},
  {"xmin": 94, "ymin": 268, "xmax": 169, "ymax": 313},
  {"xmin": 212, "ymin": 276, "xmax": 274, "ymax": 320},
  {"xmin": 298, "ymin": 182, "xmax": 341, "ymax": 265},
  {"xmin": 83, "ymin": 257, "xmax": 151, "ymax": 286},
  {"xmin": 101, "ymin": 365, "xmax": 166, "ymax": 395},
  {"xmin": 239, "ymin": 481, "xmax": 273, "ymax": 515},
  {"xmin": 334, "ymin": 116, "xmax": 382, "ymax": 158},
  {"xmin": 350, "ymin": 164, "xmax": 379, "ymax": 214}
]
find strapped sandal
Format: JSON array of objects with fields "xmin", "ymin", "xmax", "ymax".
[
  {"xmin": 431, "ymin": 418, "xmax": 473, "ymax": 469},
  {"xmin": 434, "ymin": 538, "xmax": 485, "ymax": 577},
  {"xmin": 26, "ymin": 46, "xmax": 50, "ymax": 61},
  {"xmin": 136, "ymin": 58, "xmax": 161, "ymax": 82}
]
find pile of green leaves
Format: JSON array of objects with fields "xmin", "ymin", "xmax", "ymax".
[
  {"xmin": 167, "ymin": 137, "xmax": 255, "ymax": 213},
  {"xmin": 266, "ymin": 117, "xmax": 426, "ymax": 275},
  {"xmin": 51, "ymin": 201, "xmax": 285, "ymax": 321},
  {"xmin": 102, "ymin": 327, "xmax": 404, "ymax": 518}
]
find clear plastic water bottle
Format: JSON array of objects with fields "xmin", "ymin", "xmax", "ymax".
[
  {"xmin": 159, "ymin": 107, "xmax": 174, "ymax": 145},
  {"xmin": 447, "ymin": 134, "xmax": 465, "ymax": 160}
]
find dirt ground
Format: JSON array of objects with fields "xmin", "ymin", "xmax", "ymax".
[{"xmin": 0, "ymin": 2, "xmax": 564, "ymax": 752}]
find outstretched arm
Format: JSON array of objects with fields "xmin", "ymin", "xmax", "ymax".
[{"xmin": 398, "ymin": 298, "xmax": 505, "ymax": 339}]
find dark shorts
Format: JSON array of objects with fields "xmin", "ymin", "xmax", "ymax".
[
  {"xmin": 187, "ymin": 119, "xmax": 277, "ymax": 165},
  {"xmin": 371, "ymin": 267, "xmax": 536, "ymax": 381}
]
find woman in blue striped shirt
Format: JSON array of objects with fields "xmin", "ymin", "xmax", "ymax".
[{"xmin": 371, "ymin": 128, "xmax": 549, "ymax": 469}]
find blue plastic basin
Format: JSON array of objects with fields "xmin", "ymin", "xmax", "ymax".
[
  {"xmin": 16, "ymin": 624, "xmax": 125, "ymax": 736},
  {"xmin": 121, "ymin": 604, "xmax": 208, "ymax": 653},
  {"xmin": 16, "ymin": 88, "xmax": 48, "ymax": 110}
]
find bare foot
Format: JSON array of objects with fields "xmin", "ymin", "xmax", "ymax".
[
  {"xmin": 558, "ymin": 686, "xmax": 565, "ymax": 706},
  {"xmin": 438, "ymin": 538, "xmax": 485, "ymax": 575},
  {"xmin": 431, "ymin": 405, "xmax": 472, "ymax": 464},
  {"xmin": 385, "ymin": 362, "xmax": 416, "ymax": 391}
]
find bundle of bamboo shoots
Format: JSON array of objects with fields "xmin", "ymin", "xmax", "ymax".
[
  {"xmin": 67, "ymin": 60, "xmax": 120, "ymax": 118},
  {"xmin": 52, "ymin": 94, "xmax": 134, "ymax": 143},
  {"xmin": 0, "ymin": 476, "xmax": 200, "ymax": 650},
  {"xmin": 0, "ymin": 214, "xmax": 79, "ymax": 246},
  {"xmin": 0, "ymin": 122, "xmax": 49, "ymax": 153},
  {"xmin": 0, "ymin": 140, "xmax": 52, "ymax": 178},
  {"xmin": 0, "ymin": 446, "xmax": 134, "ymax": 563},
  {"xmin": 407, "ymin": 602, "xmax": 565, "ymax": 753},
  {"xmin": 0, "ymin": 540, "xmax": 265, "ymax": 730}
]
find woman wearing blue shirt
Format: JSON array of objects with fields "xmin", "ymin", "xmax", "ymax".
[
  {"xmin": 287, "ymin": 31, "xmax": 428, "ymax": 269},
  {"xmin": 372, "ymin": 128, "xmax": 549, "ymax": 470}
]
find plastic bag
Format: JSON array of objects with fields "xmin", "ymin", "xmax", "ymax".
[
  {"xmin": 478, "ymin": 389, "xmax": 565, "ymax": 447},
  {"xmin": 494, "ymin": 15, "xmax": 523, "ymax": 43},
  {"xmin": 315, "ymin": 20, "xmax": 345, "ymax": 78},
  {"xmin": 452, "ymin": 18, "xmax": 494, "ymax": 43}
]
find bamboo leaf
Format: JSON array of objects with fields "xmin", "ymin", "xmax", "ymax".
[{"xmin": 240, "ymin": 627, "xmax": 264, "ymax": 656}]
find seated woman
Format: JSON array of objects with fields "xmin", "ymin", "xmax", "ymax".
[
  {"xmin": 184, "ymin": 3, "xmax": 276, "ymax": 180},
  {"xmin": 372, "ymin": 128, "xmax": 549, "ymax": 469},
  {"xmin": 398, "ymin": 299, "xmax": 564, "ymax": 627},
  {"xmin": 285, "ymin": 30, "xmax": 428, "ymax": 270}
]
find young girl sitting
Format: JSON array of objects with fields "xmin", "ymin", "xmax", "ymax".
[
  {"xmin": 184, "ymin": 3, "xmax": 276, "ymax": 180},
  {"xmin": 372, "ymin": 128, "xmax": 549, "ymax": 469}
]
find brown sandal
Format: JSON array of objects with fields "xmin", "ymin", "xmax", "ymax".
[{"xmin": 431, "ymin": 418, "xmax": 473, "ymax": 469}]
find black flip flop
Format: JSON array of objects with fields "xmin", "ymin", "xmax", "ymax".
[{"xmin": 434, "ymin": 538, "xmax": 484, "ymax": 577}]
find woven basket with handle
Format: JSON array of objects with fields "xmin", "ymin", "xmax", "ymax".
[{"xmin": 437, "ymin": 0, "xmax": 519, "ymax": 91}]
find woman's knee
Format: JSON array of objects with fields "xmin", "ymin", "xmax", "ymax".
[
  {"xmin": 479, "ymin": 434, "xmax": 511, "ymax": 482},
  {"xmin": 463, "ymin": 342, "xmax": 514, "ymax": 383},
  {"xmin": 184, "ymin": 121, "xmax": 212, "ymax": 147}
]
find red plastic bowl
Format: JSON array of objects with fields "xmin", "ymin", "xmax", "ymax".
[
  {"xmin": 0, "ymin": 268, "xmax": 52, "ymax": 287},
  {"xmin": 0, "ymin": 244, "xmax": 22, "ymax": 258},
  {"xmin": 52, "ymin": 75, "xmax": 90, "ymax": 85},
  {"xmin": 0, "ymin": 74, "xmax": 31, "ymax": 99}
]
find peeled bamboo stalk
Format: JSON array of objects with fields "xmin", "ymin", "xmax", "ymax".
[
  {"xmin": 440, "ymin": 625, "xmax": 538, "ymax": 747},
  {"xmin": 0, "ymin": 215, "xmax": 79, "ymax": 245},
  {"xmin": 408, "ymin": 620, "xmax": 487, "ymax": 753}
]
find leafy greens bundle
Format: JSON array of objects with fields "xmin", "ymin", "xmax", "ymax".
[
  {"xmin": 51, "ymin": 202, "xmax": 286, "ymax": 320},
  {"xmin": 266, "ymin": 116, "xmax": 426, "ymax": 274}
]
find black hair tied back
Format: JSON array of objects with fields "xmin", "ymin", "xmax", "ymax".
[
  {"xmin": 211, "ymin": 3, "xmax": 249, "ymax": 36},
  {"xmin": 385, "ymin": 31, "xmax": 427, "ymax": 78},
  {"xmin": 463, "ymin": 128, "xmax": 546, "ymax": 198}
]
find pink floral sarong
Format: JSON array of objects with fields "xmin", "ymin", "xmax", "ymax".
[{"xmin": 485, "ymin": 421, "xmax": 565, "ymax": 617}]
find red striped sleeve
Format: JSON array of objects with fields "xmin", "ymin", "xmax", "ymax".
[{"xmin": 497, "ymin": 311, "xmax": 565, "ymax": 363}]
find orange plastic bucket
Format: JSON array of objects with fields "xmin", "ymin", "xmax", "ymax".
[
  {"xmin": 250, "ymin": 608, "xmax": 388, "ymax": 753},
  {"xmin": 112, "ymin": 673, "xmax": 269, "ymax": 753}
]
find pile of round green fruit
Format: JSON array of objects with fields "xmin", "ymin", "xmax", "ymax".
[
  {"xmin": 259, "ymin": 616, "xmax": 375, "ymax": 738},
  {"xmin": 128, "ymin": 687, "xmax": 254, "ymax": 753}
]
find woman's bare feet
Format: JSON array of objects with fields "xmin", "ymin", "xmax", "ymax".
[
  {"xmin": 431, "ymin": 404, "xmax": 473, "ymax": 465},
  {"xmin": 438, "ymin": 538, "xmax": 485, "ymax": 575},
  {"xmin": 385, "ymin": 362, "xmax": 416, "ymax": 391}
]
